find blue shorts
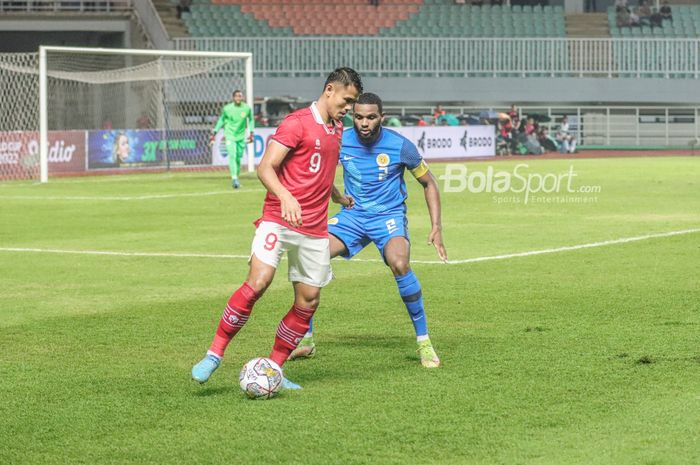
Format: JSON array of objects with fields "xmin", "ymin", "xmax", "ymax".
[{"xmin": 328, "ymin": 208, "xmax": 409, "ymax": 260}]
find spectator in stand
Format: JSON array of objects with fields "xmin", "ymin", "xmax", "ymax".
[
  {"xmin": 556, "ymin": 116, "xmax": 577, "ymax": 154},
  {"xmin": 176, "ymin": 0, "xmax": 191, "ymax": 19},
  {"xmin": 437, "ymin": 112, "xmax": 459, "ymax": 126},
  {"xmin": 254, "ymin": 111, "xmax": 268, "ymax": 128},
  {"xmin": 496, "ymin": 117, "xmax": 513, "ymax": 156},
  {"xmin": 432, "ymin": 105, "xmax": 446, "ymax": 123},
  {"xmin": 507, "ymin": 104, "xmax": 520, "ymax": 130},
  {"xmin": 616, "ymin": 6, "xmax": 631, "ymax": 27},
  {"xmin": 660, "ymin": 0, "xmax": 672, "ymax": 22},
  {"xmin": 385, "ymin": 116, "xmax": 402, "ymax": 127},
  {"xmin": 637, "ymin": 1, "xmax": 652, "ymax": 26},
  {"xmin": 650, "ymin": 9, "xmax": 663, "ymax": 28},
  {"xmin": 628, "ymin": 8, "xmax": 641, "ymax": 26},
  {"xmin": 136, "ymin": 113, "xmax": 152, "ymax": 129},
  {"xmin": 524, "ymin": 117, "xmax": 537, "ymax": 137},
  {"xmin": 537, "ymin": 127, "xmax": 559, "ymax": 152},
  {"xmin": 523, "ymin": 117, "xmax": 544, "ymax": 155},
  {"xmin": 614, "ymin": 0, "xmax": 628, "ymax": 8}
]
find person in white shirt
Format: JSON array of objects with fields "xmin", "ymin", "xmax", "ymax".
[{"xmin": 557, "ymin": 116, "xmax": 577, "ymax": 154}]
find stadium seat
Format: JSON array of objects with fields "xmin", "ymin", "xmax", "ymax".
[
  {"xmin": 184, "ymin": 1, "xmax": 566, "ymax": 39},
  {"xmin": 178, "ymin": 0, "xmax": 686, "ymax": 78}
]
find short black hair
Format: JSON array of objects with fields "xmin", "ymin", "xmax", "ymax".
[
  {"xmin": 232, "ymin": 89, "xmax": 242, "ymax": 96},
  {"xmin": 354, "ymin": 92, "xmax": 383, "ymax": 114},
  {"xmin": 324, "ymin": 67, "xmax": 363, "ymax": 94}
]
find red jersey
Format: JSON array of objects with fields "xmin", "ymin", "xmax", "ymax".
[{"xmin": 258, "ymin": 102, "xmax": 343, "ymax": 238}]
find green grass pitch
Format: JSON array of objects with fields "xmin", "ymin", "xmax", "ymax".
[{"xmin": 1, "ymin": 157, "xmax": 699, "ymax": 465}]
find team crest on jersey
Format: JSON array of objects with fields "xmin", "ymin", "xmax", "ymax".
[{"xmin": 376, "ymin": 153, "xmax": 390, "ymax": 167}]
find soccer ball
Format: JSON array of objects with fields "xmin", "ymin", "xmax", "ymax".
[{"xmin": 239, "ymin": 357, "xmax": 283, "ymax": 400}]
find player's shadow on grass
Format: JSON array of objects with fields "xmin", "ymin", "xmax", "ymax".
[
  {"xmin": 323, "ymin": 334, "xmax": 405, "ymax": 348},
  {"xmin": 305, "ymin": 335, "xmax": 424, "ymax": 380},
  {"xmin": 191, "ymin": 385, "xmax": 239, "ymax": 397}
]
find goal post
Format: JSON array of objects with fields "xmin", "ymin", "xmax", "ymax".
[{"xmin": 33, "ymin": 46, "xmax": 253, "ymax": 182}]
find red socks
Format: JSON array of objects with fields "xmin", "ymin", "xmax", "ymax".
[
  {"xmin": 209, "ymin": 282, "xmax": 260, "ymax": 357},
  {"xmin": 208, "ymin": 283, "xmax": 315, "ymax": 367},
  {"xmin": 270, "ymin": 304, "xmax": 315, "ymax": 366}
]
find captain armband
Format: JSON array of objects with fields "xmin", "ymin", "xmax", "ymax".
[{"xmin": 410, "ymin": 160, "xmax": 429, "ymax": 179}]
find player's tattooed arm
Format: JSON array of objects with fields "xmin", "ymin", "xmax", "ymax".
[
  {"xmin": 258, "ymin": 140, "xmax": 303, "ymax": 227},
  {"xmin": 331, "ymin": 184, "xmax": 354, "ymax": 209},
  {"xmin": 416, "ymin": 170, "xmax": 448, "ymax": 263}
]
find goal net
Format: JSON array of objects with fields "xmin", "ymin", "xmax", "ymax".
[
  {"xmin": 0, "ymin": 47, "xmax": 252, "ymax": 182},
  {"xmin": 0, "ymin": 53, "xmax": 40, "ymax": 181}
]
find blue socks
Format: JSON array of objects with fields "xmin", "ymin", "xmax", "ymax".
[{"xmin": 395, "ymin": 271, "xmax": 428, "ymax": 337}]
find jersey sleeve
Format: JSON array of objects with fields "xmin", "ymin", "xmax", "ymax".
[
  {"xmin": 212, "ymin": 106, "xmax": 226, "ymax": 133},
  {"xmin": 270, "ymin": 115, "xmax": 302, "ymax": 149},
  {"xmin": 400, "ymin": 138, "xmax": 429, "ymax": 178}
]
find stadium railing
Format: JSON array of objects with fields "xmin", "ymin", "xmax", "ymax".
[
  {"xmin": 132, "ymin": 1, "xmax": 171, "ymax": 50},
  {"xmin": 384, "ymin": 104, "xmax": 700, "ymax": 149},
  {"xmin": 0, "ymin": 0, "xmax": 131, "ymax": 13},
  {"xmin": 174, "ymin": 37, "xmax": 700, "ymax": 79}
]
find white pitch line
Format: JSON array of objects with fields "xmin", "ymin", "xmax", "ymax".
[
  {"xmin": 0, "ymin": 247, "xmax": 251, "ymax": 260},
  {"xmin": 408, "ymin": 228, "xmax": 700, "ymax": 265},
  {"xmin": 0, "ymin": 228, "xmax": 698, "ymax": 265},
  {"xmin": 0, "ymin": 189, "xmax": 264, "ymax": 201}
]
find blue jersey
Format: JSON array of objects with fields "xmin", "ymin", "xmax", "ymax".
[{"xmin": 340, "ymin": 127, "xmax": 429, "ymax": 214}]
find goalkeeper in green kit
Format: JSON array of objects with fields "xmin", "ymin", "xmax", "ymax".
[{"xmin": 210, "ymin": 89, "xmax": 254, "ymax": 189}]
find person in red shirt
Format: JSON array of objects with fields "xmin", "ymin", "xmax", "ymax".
[
  {"xmin": 507, "ymin": 104, "xmax": 520, "ymax": 129},
  {"xmin": 192, "ymin": 68, "xmax": 362, "ymax": 389},
  {"xmin": 524, "ymin": 117, "xmax": 537, "ymax": 136},
  {"xmin": 432, "ymin": 104, "xmax": 445, "ymax": 123}
]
